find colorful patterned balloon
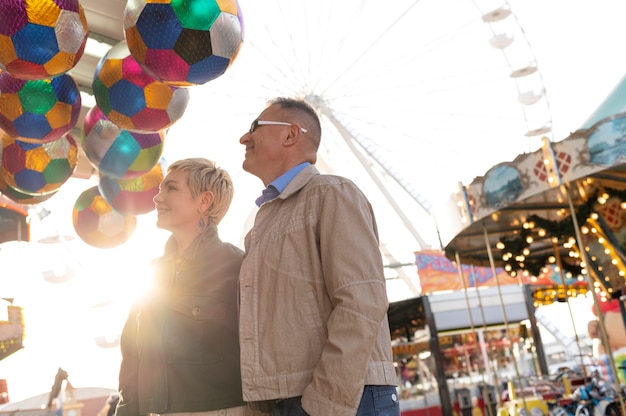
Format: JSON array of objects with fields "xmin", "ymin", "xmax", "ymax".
[
  {"xmin": 0, "ymin": 132, "xmax": 78, "ymax": 195},
  {"xmin": 98, "ymin": 158, "xmax": 166, "ymax": 216},
  {"xmin": 0, "ymin": 0, "xmax": 88, "ymax": 80},
  {"xmin": 0, "ymin": 72, "xmax": 81, "ymax": 143},
  {"xmin": 0, "ymin": 166, "xmax": 58, "ymax": 205},
  {"xmin": 72, "ymin": 186, "xmax": 137, "ymax": 249},
  {"xmin": 124, "ymin": 0, "xmax": 244, "ymax": 86},
  {"xmin": 81, "ymin": 106, "xmax": 165, "ymax": 179},
  {"xmin": 92, "ymin": 41, "xmax": 190, "ymax": 132}
]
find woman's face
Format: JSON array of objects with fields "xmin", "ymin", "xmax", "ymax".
[{"xmin": 153, "ymin": 169, "xmax": 201, "ymax": 234}]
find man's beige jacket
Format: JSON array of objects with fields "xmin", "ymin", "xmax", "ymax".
[{"xmin": 239, "ymin": 165, "xmax": 397, "ymax": 416}]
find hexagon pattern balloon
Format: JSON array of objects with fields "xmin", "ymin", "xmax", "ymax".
[
  {"xmin": 0, "ymin": 72, "xmax": 81, "ymax": 143},
  {"xmin": 0, "ymin": 0, "xmax": 88, "ymax": 80},
  {"xmin": 99, "ymin": 158, "xmax": 166, "ymax": 215},
  {"xmin": 124, "ymin": 0, "xmax": 244, "ymax": 86},
  {"xmin": 0, "ymin": 173, "xmax": 58, "ymax": 205},
  {"xmin": 72, "ymin": 186, "xmax": 137, "ymax": 249},
  {"xmin": 0, "ymin": 141, "xmax": 58, "ymax": 205},
  {"xmin": 93, "ymin": 40, "xmax": 190, "ymax": 132},
  {"xmin": 1, "ymin": 132, "xmax": 78, "ymax": 195},
  {"xmin": 82, "ymin": 106, "xmax": 165, "ymax": 179}
]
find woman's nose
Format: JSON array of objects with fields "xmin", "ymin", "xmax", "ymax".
[{"xmin": 153, "ymin": 189, "xmax": 163, "ymax": 203}]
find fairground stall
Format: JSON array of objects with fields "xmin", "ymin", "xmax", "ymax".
[
  {"xmin": 0, "ymin": 202, "xmax": 28, "ymax": 405},
  {"xmin": 0, "ymin": 301, "xmax": 23, "ymax": 405},
  {"xmin": 389, "ymin": 263, "xmax": 595, "ymax": 416}
]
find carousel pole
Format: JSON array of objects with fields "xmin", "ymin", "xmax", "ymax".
[
  {"xmin": 521, "ymin": 285, "xmax": 549, "ymax": 377},
  {"xmin": 457, "ymin": 183, "xmax": 500, "ymax": 414},
  {"xmin": 551, "ymin": 240, "xmax": 587, "ymax": 375},
  {"xmin": 454, "ymin": 252, "xmax": 497, "ymax": 416},
  {"xmin": 539, "ymin": 137, "xmax": 591, "ymax": 372},
  {"xmin": 469, "ymin": 264, "xmax": 493, "ymax": 381},
  {"xmin": 563, "ymin": 183, "xmax": 626, "ymax": 414},
  {"xmin": 470, "ymin": 264, "xmax": 500, "ymax": 416},
  {"xmin": 457, "ymin": 182, "xmax": 491, "ymax": 374},
  {"xmin": 620, "ymin": 293, "xmax": 626, "ymax": 333},
  {"xmin": 457, "ymin": 182, "xmax": 492, "ymax": 351},
  {"xmin": 483, "ymin": 225, "xmax": 529, "ymax": 412},
  {"xmin": 455, "ymin": 252, "xmax": 483, "ymax": 373}
]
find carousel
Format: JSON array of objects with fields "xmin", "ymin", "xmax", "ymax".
[{"xmin": 433, "ymin": 74, "xmax": 626, "ymax": 415}]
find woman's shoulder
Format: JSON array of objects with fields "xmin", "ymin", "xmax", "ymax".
[
  {"xmin": 220, "ymin": 240, "xmax": 244, "ymax": 259},
  {"xmin": 202, "ymin": 235, "xmax": 244, "ymax": 260}
]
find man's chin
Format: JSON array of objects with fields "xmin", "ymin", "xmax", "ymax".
[{"xmin": 242, "ymin": 161, "xmax": 254, "ymax": 175}]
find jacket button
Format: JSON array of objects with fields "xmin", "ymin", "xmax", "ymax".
[{"xmin": 192, "ymin": 307, "xmax": 201, "ymax": 316}]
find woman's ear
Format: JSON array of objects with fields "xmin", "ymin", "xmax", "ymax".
[{"xmin": 199, "ymin": 190, "xmax": 215, "ymax": 213}]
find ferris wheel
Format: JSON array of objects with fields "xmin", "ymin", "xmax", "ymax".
[{"xmin": 162, "ymin": 0, "xmax": 553, "ymax": 297}]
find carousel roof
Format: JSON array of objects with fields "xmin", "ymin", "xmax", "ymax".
[{"xmin": 443, "ymin": 75, "xmax": 626, "ymax": 297}]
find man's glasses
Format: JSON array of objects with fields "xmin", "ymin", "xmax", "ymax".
[{"xmin": 249, "ymin": 119, "xmax": 308, "ymax": 135}]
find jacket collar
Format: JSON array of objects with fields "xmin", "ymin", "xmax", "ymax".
[
  {"xmin": 275, "ymin": 164, "xmax": 320, "ymax": 202},
  {"xmin": 163, "ymin": 222, "xmax": 220, "ymax": 261}
]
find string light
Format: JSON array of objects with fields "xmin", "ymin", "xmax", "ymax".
[
  {"xmin": 531, "ymin": 284, "xmax": 588, "ymax": 307},
  {"xmin": 494, "ymin": 187, "xmax": 626, "ymax": 296}
]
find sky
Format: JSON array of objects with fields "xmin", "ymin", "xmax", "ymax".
[{"xmin": 2, "ymin": 0, "xmax": 626, "ymax": 405}]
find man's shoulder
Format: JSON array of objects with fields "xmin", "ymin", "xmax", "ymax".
[
  {"xmin": 308, "ymin": 172, "xmax": 353, "ymax": 186},
  {"xmin": 288, "ymin": 166, "xmax": 363, "ymax": 198}
]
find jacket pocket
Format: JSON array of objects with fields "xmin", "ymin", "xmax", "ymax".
[
  {"xmin": 166, "ymin": 296, "xmax": 230, "ymax": 365},
  {"xmin": 170, "ymin": 296, "xmax": 226, "ymax": 320}
]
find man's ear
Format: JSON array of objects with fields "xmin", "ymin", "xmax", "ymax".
[
  {"xmin": 199, "ymin": 191, "xmax": 215, "ymax": 212},
  {"xmin": 284, "ymin": 124, "xmax": 301, "ymax": 147}
]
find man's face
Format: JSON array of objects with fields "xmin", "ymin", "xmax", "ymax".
[{"xmin": 239, "ymin": 104, "xmax": 289, "ymax": 183}]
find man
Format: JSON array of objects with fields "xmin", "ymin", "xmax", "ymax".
[{"xmin": 238, "ymin": 97, "xmax": 399, "ymax": 416}]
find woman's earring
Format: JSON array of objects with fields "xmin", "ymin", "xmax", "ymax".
[{"xmin": 198, "ymin": 217, "xmax": 206, "ymax": 232}]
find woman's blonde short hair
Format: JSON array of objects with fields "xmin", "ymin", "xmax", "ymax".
[{"xmin": 167, "ymin": 158, "xmax": 234, "ymax": 225}]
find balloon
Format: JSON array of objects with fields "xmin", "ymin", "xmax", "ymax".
[
  {"xmin": 124, "ymin": 0, "xmax": 244, "ymax": 86},
  {"xmin": 81, "ymin": 106, "xmax": 165, "ymax": 179},
  {"xmin": 0, "ymin": 72, "xmax": 81, "ymax": 143},
  {"xmin": 0, "ymin": 132, "xmax": 78, "ymax": 195},
  {"xmin": 0, "ymin": 173, "xmax": 58, "ymax": 206},
  {"xmin": 98, "ymin": 159, "xmax": 166, "ymax": 216},
  {"xmin": 72, "ymin": 186, "xmax": 137, "ymax": 249},
  {"xmin": 0, "ymin": 0, "xmax": 88, "ymax": 80},
  {"xmin": 92, "ymin": 41, "xmax": 190, "ymax": 132}
]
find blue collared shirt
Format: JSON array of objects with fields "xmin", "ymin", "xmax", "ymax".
[{"xmin": 255, "ymin": 162, "xmax": 310, "ymax": 206}]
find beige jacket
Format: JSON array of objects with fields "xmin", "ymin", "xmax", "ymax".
[{"xmin": 239, "ymin": 165, "xmax": 397, "ymax": 416}]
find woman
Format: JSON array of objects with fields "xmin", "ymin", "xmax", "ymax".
[{"xmin": 115, "ymin": 158, "xmax": 246, "ymax": 416}]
